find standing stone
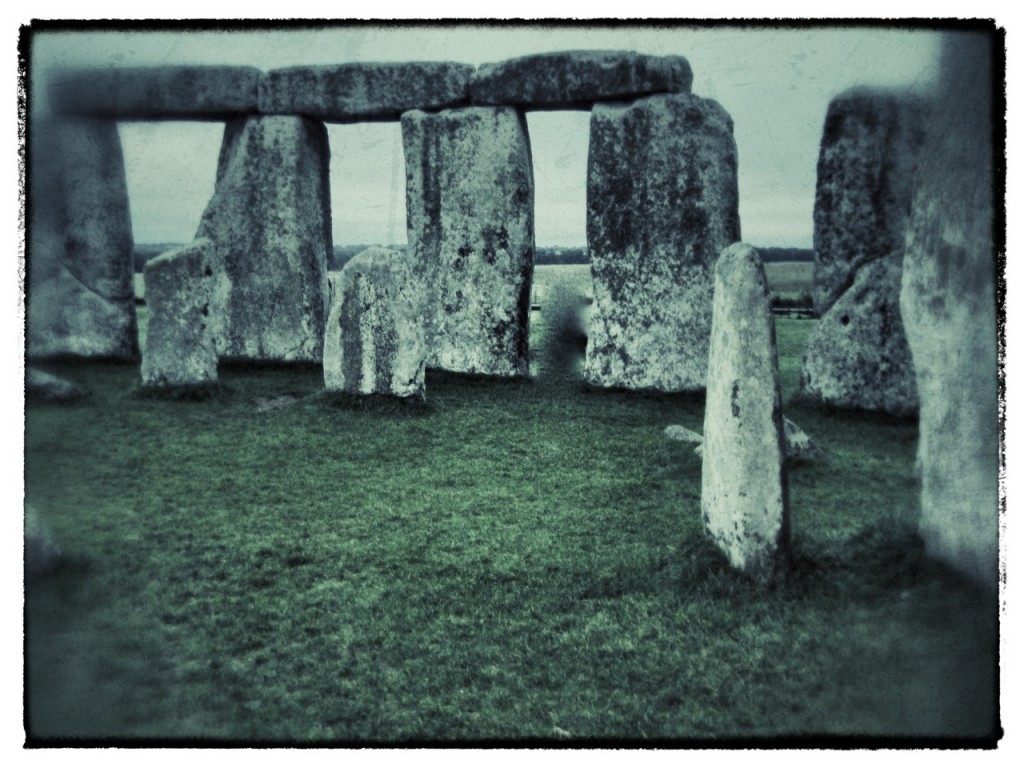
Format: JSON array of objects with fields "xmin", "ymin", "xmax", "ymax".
[
  {"xmin": 141, "ymin": 238, "xmax": 226, "ymax": 388},
  {"xmin": 800, "ymin": 89, "xmax": 927, "ymax": 414},
  {"xmin": 25, "ymin": 504, "xmax": 63, "ymax": 580},
  {"xmin": 27, "ymin": 115, "xmax": 139, "ymax": 359},
  {"xmin": 196, "ymin": 116, "xmax": 331, "ymax": 362},
  {"xmin": 901, "ymin": 32, "xmax": 999, "ymax": 589},
  {"xmin": 701, "ymin": 243, "xmax": 789, "ymax": 580},
  {"xmin": 323, "ymin": 247, "xmax": 426, "ymax": 399},
  {"xmin": 585, "ymin": 93, "xmax": 740, "ymax": 391},
  {"xmin": 402, "ymin": 106, "xmax": 534, "ymax": 376}
]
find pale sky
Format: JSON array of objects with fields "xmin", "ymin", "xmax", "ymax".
[{"xmin": 29, "ymin": 23, "xmax": 944, "ymax": 247}]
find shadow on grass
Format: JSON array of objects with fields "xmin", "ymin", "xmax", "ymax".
[{"xmin": 312, "ymin": 390, "xmax": 433, "ymax": 416}]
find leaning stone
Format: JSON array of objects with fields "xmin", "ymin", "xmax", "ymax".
[
  {"xmin": 402, "ymin": 106, "xmax": 534, "ymax": 376},
  {"xmin": 27, "ymin": 115, "xmax": 139, "ymax": 359},
  {"xmin": 470, "ymin": 50, "xmax": 692, "ymax": 109},
  {"xmin": 48, "ymin": 66, "xmax": 261, "ymax": 119},
  {"xmin": 811, "ymin": 88, "xmax": 927, "ymax": 315},
  {"xmin": 782, "ymin": 418, "xmax": 825, "ymax": 463},
  {"xmin": 664, "ymin": 425, "xmax": 703, "ymax": 444},
  {"xmin": 901, "ymin": 32, "xmax": 998, "ymax": 590},
  {"xmin": 323, "ymin": 247, "xmax": 426, "ymax": 399},
  {"xmin": 800, "ymin": 258, "xmax": 918, "ymax": 415},
  {"xmin": 585, "ymin": 93, "xmax": 740, "ymax": 391},
  {"xmin": 701, "ymin": 243, "xmax": 790, "ymax": 580},
  {"xmin": 25, "ymin": 368, "xmax": 86, "ymax": 403},
  {"xmin": 141, "ymin": 239, "xmax": 225, "ymax": 388},
  {"xmin": 260, "ymin": 62, "xmax": 473, "ymax": 121},
  {"xmin": 25, "ymin": 504, "xmax": 63, "ymax": 579},
  {"xmin": 196, "ymin": 116, "xmax": 331, "ymax": 362}
]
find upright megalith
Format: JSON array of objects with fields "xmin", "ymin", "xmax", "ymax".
[
  {"xmin": 585, "ymin": 93, "xmax": 740, "ymax": 391},
  {"xmin": 260, "ymin": 62, "xmax": 473, "ymax": 121},
  {"xmin": 27, "ymin": 115, "xmax": 139, "ymax": 359},
  {"xmin": 141, "ymin": 239, "xmax": 225, "ymax": 388},
  {"xmin": 402, "ymin": 106, "xmax": 535, "ymax": 376},
  {"xmin": 800, "ymin": 88, "xmax": 926, "ymax": 415},
  {"xmin": 701, "ymin": 243, "xmax": 790, "ymax": 580},
  {"xmin": 196, "ymin": 116, "xmax": 331, "ymax": 362},
  {"xmin": 901, "ymin": 32, "xmax": 999, "ymax": 590},
  {"xmin": 470, "ymin": 51, "xmax": 692, "ymax": 109},
  {"xmin": 323, "ymin": 247, "xmax": 426, "ymax": 399}
]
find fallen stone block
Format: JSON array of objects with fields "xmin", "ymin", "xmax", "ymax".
[
  {"xmin": 701, "ymin": 243, "xmax": 790, "ymax": 580},
  {"xmin": 402, "ymin": 106, "xmax": 535, "ymax": 376},
  {"xmin": 470, "ymin": 50, "xmax": 692, "ymax": 109},
  {"xmin": 25, "ymin": 504, "xmax": 63, "ymax": 579},
  {"xmin": 48, "ymin": 66, "xmax": 261, "ymax": 119},
  {"xmin": 260, "ymin": 62, "xmax": 473, "ymax": 121},
  {"xmin": 323, "ymin": 247, "xmax": 426, "ymax": 399},
  {"xmin": 25, "ymin": 368, "xmax": 85, "ymax": 403},
  {"xmin": 664, "ymin": 424, "xmax": 703, "ymax": 444},
  {"xmin": 141, "ymin": 239, "xmax": 225, "ymax": 388},
  {"xmin": 585, "ymin": 93, "xmax": 740, "ymax": 391}
]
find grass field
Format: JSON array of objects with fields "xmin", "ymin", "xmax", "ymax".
[{"xmin": 25, "ymin": 266, "xmax": 998, "ymax": 745}]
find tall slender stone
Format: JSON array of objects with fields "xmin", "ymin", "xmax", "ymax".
[
  {"xmin": 27, "ymin": 115, "xmax": 139, "ymax": 359},
  {"xmin": 141, "ymin": 238, "xmax": 226, "ymax": 388},
  {"xmin": 584, "ymin": 93, "xmax": 740, "ymax": 391},
  {"xmin": 901, "ymin": 31, "xmax": 999, "ymax": 589},
  {"xmin": 701, "ymin": 243, "xmax": 789, "ymax": 580},
  {"xmin": 196, "ymin": 116, "xmax": 331, "ymax": 362},
  {"xmin": 801, "ymin": 88, "xmax": 927, "ymax": 414},
  {"xmin": 323, "ymin": 247, "xmax": 426, "ymax": 399},
  {"xmin": 402, "ymin": 106, "xmax": 535, "ymax": 376}
]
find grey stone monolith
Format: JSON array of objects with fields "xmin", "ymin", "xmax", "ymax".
[
  {"xmin": 470, "ymin": 51, "xmax": 692, "ymax": 109},
  {"xmin": 141, "ymin": 238, "xmax": 225, "ymax": 388},
  {"xmin": 701, "ymin": 243, "xmax": 789, "ymax": 580},
  {"xmin": 402, "ymin": 106, "xmax": 534, "ymax": 376},
  {"xmin": 800, "ymin": 258, "xmax": 918, "ymax": 415},
  {"xmin": 260, "ymin": 62, "xmax": 473, "ymax": 121},
  {"xmin": 27, "ymin": 115, "xmax": 139, "ymax": 360},
  {"xmin": 800, "ymin": 88, "xmax": 926, "ymax": 415},
  {"xmin": 48, "ymin": 66, "xmax": 261, "ymax": 119},
  {"xmin": 585, "ymin": 93, "xmax": 740, "ymax": 391},
  {"xmin": 196, "ymin": 115, "xmax": 331, "ymax": 362},
  {"xmin": 323, "ymin": 247, "xmax": 426, "ymax": 399},
  {"xmin": 901, "ymin": 32, "xmax": 999, "ymax": 590}
]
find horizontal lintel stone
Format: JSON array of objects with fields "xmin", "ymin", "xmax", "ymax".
[
  {"xmin": 470, "ymin": 50, "xmax": 693, "ymax": 110},
  {"xmin": 48, "ymin": 66, "xmax": 261, "ymax": 119},
  {"xmin": 259, "ymin": 62, "xmax": 474, "ymax": 121}
]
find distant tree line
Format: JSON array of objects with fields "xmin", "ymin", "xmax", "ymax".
[{"xmin": 134, "ymin": 243, "xmax": 813, "ymax": 273}]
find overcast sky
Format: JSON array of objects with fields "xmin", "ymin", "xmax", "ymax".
[{"xmin": 29, "ymin": 23, "xmax": 943, "ymax": 247}]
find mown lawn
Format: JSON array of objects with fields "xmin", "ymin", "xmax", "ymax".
[{"xmin": 24, "ymin": 266, "xmax": 998, "ymax": 745}]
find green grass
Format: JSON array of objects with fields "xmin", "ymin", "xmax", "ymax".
[{"xmin": 25, "ymin": 266, "xmax": 998, "ymax": 745}]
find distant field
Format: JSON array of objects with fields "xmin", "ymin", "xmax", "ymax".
[{"xmin": 763, "ymin": 261, "xmax": 814, "ymax": 298}]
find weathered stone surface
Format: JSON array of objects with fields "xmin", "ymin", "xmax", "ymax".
[
  {"xmin": 812, "ymin": 88, "xmax": 927, "ymax": 315},
  {"xmin": 800, "ymin": 258, "xmax": 918, "ymax": 415},
  {"xmin": 260, "ymin": 62, "xmax": 472, "ymax": 122},
  {"xmin": 782, "ymin": 418, "xmax": 825, "ymax": 463},
  {"xmin": 141, "ymin": 239, "xmax": 226, "ymax": 387},
  {"xmin": 25, "ymin": 368, "xmax": 85, "ymax": 403},
  {"xmin": 27, "ymin": 116, "xmax": 139, "ymax": 359},
  {"xmin": 901, "ymin": 32, "xmax": 999, "ymax": 589},
  {"xmin": 196, "ymin": 116, "xmax": 331, "ymax": 362},
  {"xmin": 25, "ymin": 504, "xmax": 63, "ymax": 579},
  {"xmin": 323, "ymin": 247, "xmax": 426, "ymax": 399},
  {"xmin": 801, "ymin": 88, "xmax": 926, "ymax": 414},
  {"xmin": 701, "ymin": 243, "xmax": 789, "ymax": 580},
  {"xmin": 471, "ymin": 50, "xmax": 692, "ymax": 109},
  {"xmin": 48, "ymin": 66, "xmax": 261, "ymax": 119},
  {"xmin": 402, "ymin": 106, "xmax": 534, "ymax": 376},
  {"xmin": 664, "ymin": 425, "xmax": 703, "ymax": 444},
  {"xmin": 584, "ymin": 93, "xmax": 740, "ymax": 391}
]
